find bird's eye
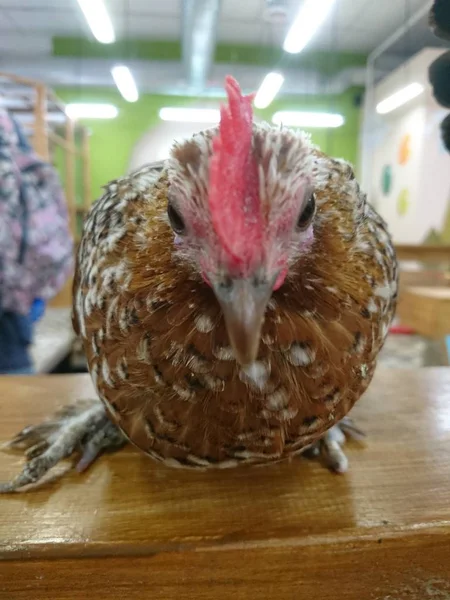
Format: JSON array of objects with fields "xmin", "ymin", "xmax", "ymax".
[
  {"xmin": 167, "ymin": 203, "xmax": 186, "ymax": 235},
  {"xmin": 297, "ymin": 193, "xmax": 316, "ymax": 230}
]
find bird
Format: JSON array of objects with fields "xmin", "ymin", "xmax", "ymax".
[{"xmin": 0, "ymin": 76, "xmax": 397, "ymax": 492}]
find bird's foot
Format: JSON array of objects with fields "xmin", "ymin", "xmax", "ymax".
[
  {"xmin": 303, "ymin": 417, "xmax": 365, "ymax": 474},
  {"xmin": 0, "ymin": 399, "xmax": 126, "ymax": 493}
]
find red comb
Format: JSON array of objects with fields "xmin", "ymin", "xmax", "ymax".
[{"xmin": 208, "ymin": 76, "xmax": 262, "ymax": 273}]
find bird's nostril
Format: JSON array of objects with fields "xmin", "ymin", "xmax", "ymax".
[{"xmin": 218, "ymin": 276, "xmax": 233, "ymax": 291}]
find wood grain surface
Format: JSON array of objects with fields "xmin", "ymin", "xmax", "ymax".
[{"xmin": 1, "ymin": 370, "xmax": 450, "ymax": 599}]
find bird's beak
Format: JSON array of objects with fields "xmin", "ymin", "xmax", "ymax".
[{"xmin": 211, "ymin": 277, "xmax": 273, "ymax": 366}]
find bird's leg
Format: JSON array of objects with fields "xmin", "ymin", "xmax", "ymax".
[
  {"xmin": 0, "ymin": 399, "xmax": 126, "ymax": 493},
  {"xmin": 304, "ymin": 417, "xmax": 365, "ymax": 474}
]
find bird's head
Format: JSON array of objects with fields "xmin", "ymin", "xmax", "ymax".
[{"xmin": 167, "ymin": 76, "xmax": 318, "ymax": 366}]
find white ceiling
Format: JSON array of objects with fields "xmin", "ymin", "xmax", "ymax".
[
  {"xmin": 0, "ymin": 0, "xmax": 429, "ymax": 53},
  {"xmin": 0, "ymin": 0, "xmax": 440, "ymax": 95}
]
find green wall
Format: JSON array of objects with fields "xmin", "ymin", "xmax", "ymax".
[
  {"xmin": 53, "ymin": 37, "xmax": 366, "ymax": 73},
  {"xmin": 56, "ymin": 86, "xmax": 362, "ymax": 203}
]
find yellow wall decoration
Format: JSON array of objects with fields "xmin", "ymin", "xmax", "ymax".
[
  {"xmin": 398, "ymin": 134, "xmax": 411, "ymax": 165},
  {"xmin": 397, "ymin": 188, "xmax": 410, "ymax": 216}
]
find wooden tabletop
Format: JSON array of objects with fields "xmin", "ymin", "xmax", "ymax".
[{"xmin": 1, "ymin": 370, "xmax": 450, "ymax": 599}]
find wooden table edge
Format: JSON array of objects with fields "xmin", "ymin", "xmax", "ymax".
[{"xmin": 1, "ymin": 522, "xmax": 449, "ymax": 562}]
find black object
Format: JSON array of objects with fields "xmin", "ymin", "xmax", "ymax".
[
  {"xmin": 428, "ymin": 1, "xmax": 450, "ymax": 154},
  {"xmin": 441, "ymin": 113, "xmax": 450, "ymax": 152},
  {"xmin": 429, "ymin": 0, "xmax": 450, "ymax": 41},
  {"xmin": 353, "ymin": 92, "xmax": 363, "ymax": 108},
  {"xmin": 429, "ymin": 51, "xmax": 450, "ymax": 108}
]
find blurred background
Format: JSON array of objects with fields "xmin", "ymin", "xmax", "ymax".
[{"xmin": 0, "ymin": 0, "xmax": 449, "ymax": 374}]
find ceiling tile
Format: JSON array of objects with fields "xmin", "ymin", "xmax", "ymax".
[
  {"xmin": 221, "ymin": 0, "xmax": 265, "ymax": 21},
  {"xmin": 0, "ymin": 0, "xmax": 72, "ymax": 7},
  {"xmin": 108, "ymin": 0, "xmax": 180, "ymax": 17},
  {"xmin": 115, "ymin": 14, "xmax": 180, "ymax": 38},
  {"xmin": 0, "ymin": 33, "xmax": 52, "ymax": 54},
  {"xmin": 2, "ymin": 7, "xmax": 83, "ymax": 33}
]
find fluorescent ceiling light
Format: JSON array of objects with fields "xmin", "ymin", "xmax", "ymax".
[
  {"xmin": 283, "ymin": 0, "xmax": 336, "ymax": 54},
  {"xmin": 111, "ymin": 65, "xmax": 139, "ymax": 103},
  {"xmin": 272, "ymin": 111, "xmax": 345, "ymax": 128},
  {"xmin": 159, "ymin": 107, "xmax": 220, "ymax": 123},
  {"xmin": 376, "ymin": 83, "xmax": 424, "ymax": 115},
  {"xmin": 76, "ymin": 0, "xmax": 115, "ymax": 44},
  {"xmin": 66, "ymin": 103, "xmax": 118, "ymax": 120},
  {"xmin": 254, "ymin": 72, "xmax": 285, "ymax": 109}
]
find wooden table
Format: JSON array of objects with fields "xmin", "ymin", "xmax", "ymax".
[{"xmin": 1, "ymin": 371, "xmax": 450, "ymax": 599}]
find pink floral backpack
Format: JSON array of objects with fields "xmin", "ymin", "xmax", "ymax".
[{"xmin": 0, "ymin": 108, "xmax": 73, "ymax": 316}]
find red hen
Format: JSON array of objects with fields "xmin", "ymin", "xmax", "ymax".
[{"xmin": 0, "ymin": 76, "xmax": 397, "ymax": 492}]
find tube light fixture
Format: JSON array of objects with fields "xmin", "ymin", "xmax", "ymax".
[
  {"xmin": 376, "ymin": 83, "xmax": 424, "ymax": 115},
  {"xmin": 66, "ymin": 103, "xmax": 118, "ymax": 120},
  {"xmin": 254, "ymin": 72, "xmax": 285, "ymax": 109},
  {"xmin": 111, "ymin": 65, "xmax": 139, "ymax": 103},
  {"xmin": 283, "ymin": 0, "xmax": 336, "ymax": 54},
  {"xmin": 159, "ymin": 107, "xmax": 221, "ymax": 123},
  {"xmin": 76, "ymin": 0, "xmax": 115, "ymax": 44},
  {"xmin": 272, "ymin": 111, "xmax": 345, "ymax": 128}
]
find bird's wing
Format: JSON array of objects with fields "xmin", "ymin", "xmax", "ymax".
[{"xmin": 71, "ymin": 161, "xmax": 167, "ymax": 337}]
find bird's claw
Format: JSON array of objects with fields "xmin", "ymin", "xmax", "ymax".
[
  {"xmin": 304, "ymin": 417, "xmax": 365, "ymax": 474},
  {"xmin": 0, "ymin": 400, "xmax": 126, "ymax": 493}
]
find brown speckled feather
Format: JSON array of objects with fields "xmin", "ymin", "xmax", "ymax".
[{"xmin": 73, "ymin": 134, "xmax": 397, "ymax": 469}]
